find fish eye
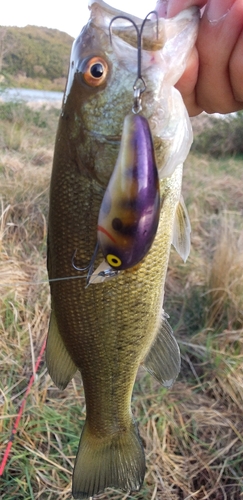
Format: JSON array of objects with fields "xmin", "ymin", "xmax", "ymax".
[
  {"xmin": 82, "ymin": 56, "xmax": 108, "ymax": 87},
  {"xmin": 106, "ymin": 254, "xmax": 122, "ymax": 268},
  {"xmin": 90, "ymin": 63, "xmax": 103, "ymax": 78}
]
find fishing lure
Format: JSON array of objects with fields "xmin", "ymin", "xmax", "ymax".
[
  {"xmin": 73, "ymin": 11, "xmax": 161, "ymax": 284},
  {"xmin": 97, "ymin": 12, "xmax": 160, "ymax": 272},
  {"xmin": 97, "ymin": 113, "xmax": 160, "ymax": 271}
]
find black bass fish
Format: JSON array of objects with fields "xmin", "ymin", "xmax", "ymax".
[{"xmin": 46, "ymin": 1, "xmax": 199, "ymax": 498}]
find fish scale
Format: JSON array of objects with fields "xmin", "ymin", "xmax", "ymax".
[
  {"xmin": 49, "ymin": 164, "xmax": 179, "ymax": 490},
  {"xmin": 46, "ymin": 1, "xmax": 199, "ymax": 498}
]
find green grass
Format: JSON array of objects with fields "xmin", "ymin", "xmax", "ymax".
[
  {"xmin": 1, "ymin": 25, "xmax": 73, "ymax": 90},
  {"xmin": 1, "ymin": 103, "xmax": 243, "ymax": 499},
  {"xmin": 191, "ymin": 111, "xmax": 243, "ymax": 157}
]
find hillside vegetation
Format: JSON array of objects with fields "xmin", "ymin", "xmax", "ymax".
[
  {"xmin": 0, "ymin": 25, "xmax": 74, "ymax": 90},
  {"xmin": 0, "ymin": 102, "xmax": 243, "ymax": 499}
]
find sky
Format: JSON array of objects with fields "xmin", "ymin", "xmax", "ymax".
[{"xmin": 1, "ymin": 0, "xmax": 154, "ymax": 38}]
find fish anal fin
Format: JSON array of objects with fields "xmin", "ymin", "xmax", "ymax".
[
  {"xmin": 143, "ymin": 313, "xmax": 181, "ymax": 388},
  {"xmin": 46, "ymin": 310, "xmax": 77, "ymax": 390},
  {"xmin": 72, "ymin": 420, "xmax": 145, "ymax": 499},
  {"xmin": 172, "ymin": 195, "xmax": 191, "ymax": 262}
]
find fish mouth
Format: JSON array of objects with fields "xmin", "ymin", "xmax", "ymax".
[{"xmin": 87, "ymin": 129, "xmax": 121, "ymax": 144}]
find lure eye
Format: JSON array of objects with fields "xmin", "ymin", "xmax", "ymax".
[
  {"xmin": 82, "ymin": 57, "xmax": 108, "ymax": 87},
  {"xmin": 106, "ymin": 254, "xmax": 122, "ymax": 268}
]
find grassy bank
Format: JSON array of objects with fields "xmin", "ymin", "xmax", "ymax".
[
  {"xmin": 0, "ymin": 25, "xmax": 73, "ymax": 92},
  {"xmin": 0, "ymin": 102, "xmax": 243, "ymax": 499}
]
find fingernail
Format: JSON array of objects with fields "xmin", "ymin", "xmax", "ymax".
[
  {"xmin": 207, "ymin": 0, "xmax": 232, "ymax": 24},
  {"xmin": 155, "ymin": 0, "xmax": 168, "ymax": 18}
]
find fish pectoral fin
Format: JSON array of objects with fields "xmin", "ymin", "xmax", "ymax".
[
  {"xmin": 172, "ymin": 195, "xmax": 191, "ymax": 262},
  {"xmin": 143, "ymin": 313, "xmax": 181, "ymax": 388},
  {"xmin": 72, "ymin": 421, "xmax": 145, "ymax": 499},
  {"xmin": 46, "ymin": 310, "xmax": 77, "ymax": 390}
]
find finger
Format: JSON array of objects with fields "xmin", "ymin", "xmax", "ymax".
[
  {"xmin": 175, "ymin": 47, "xmax": 203, "ymax": 116},
  {"xmin": 154, "ymin": 0, "xmax": 168, "ymax": 17},
  {"xmin": 196, "ymin": 0, "xmax": 243, "ymax": 113},
  {"xmin": 155, "ymin": 0, "xmax": 206, "ymax": 116},
  {"xmin": 229, "ymin": 30, "xmax": 243, "ymax": 102},
  {"xmin": 167, "ymin": 0, "xmax": 206, "ymax": 17},
  {"xmin": 155, "ymin": 0, "xmax": 206, "ymax": 17}
]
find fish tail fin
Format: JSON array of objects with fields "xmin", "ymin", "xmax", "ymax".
[{"xmin": 72, "ymin": 420, "xmax": 145, "ymax": 499}]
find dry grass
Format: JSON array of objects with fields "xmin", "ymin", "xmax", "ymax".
[{"xmin": 1, "ymin": 103, "xmax": 243, "ymax": 499}]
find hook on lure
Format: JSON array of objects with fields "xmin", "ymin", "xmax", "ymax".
[
  {"xmin": 72, "ymin": 243, "xmax": 99, "ymax": 285},
  {"xmin": 72, "ymin": 244, "xmax": 119, "ymax": 286},
  {"xmin": 109, "ymin": 10, "xmax": 159, "ymax": 113}
]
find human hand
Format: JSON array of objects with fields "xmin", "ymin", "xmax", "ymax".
[{"xmin": 155, "ymin": 0, "xmax": 243, "ymax": 116}]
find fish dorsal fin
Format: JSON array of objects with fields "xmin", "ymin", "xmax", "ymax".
[
  {"xmin": 172, "ymin": 195, "xmax": 191, "ymax": 262},
  {"xmin": 46, "ymin": 310, "xmax": 77, "ymax": 390},
  {"xmin": 143, "ymin": 313, "xmax": 180, "ymax": 388}
]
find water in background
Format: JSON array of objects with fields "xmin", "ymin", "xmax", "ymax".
[{"xmin": 0, "ymin": 88, "xmax": 63, "ymax": 105}]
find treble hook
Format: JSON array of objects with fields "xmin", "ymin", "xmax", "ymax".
[
  {"xmin": 109, "ymin": 11, "xmax": 159, "ymax": 112},
  {"xmin": 72, "ymin": 242, "xmax": 99, "ymax": 285}
]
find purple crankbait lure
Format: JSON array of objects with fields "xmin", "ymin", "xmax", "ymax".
[
  {"xmin": 97, "ymin": 11, "xmax": 160, "ymax": 272},
  {"xmin": 97, "ymin": 113, "xmax": 160, "ymax": 270},
  {"xmin": 72, "ymin": 10, "xmax": 160, "ymax": 284}
]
